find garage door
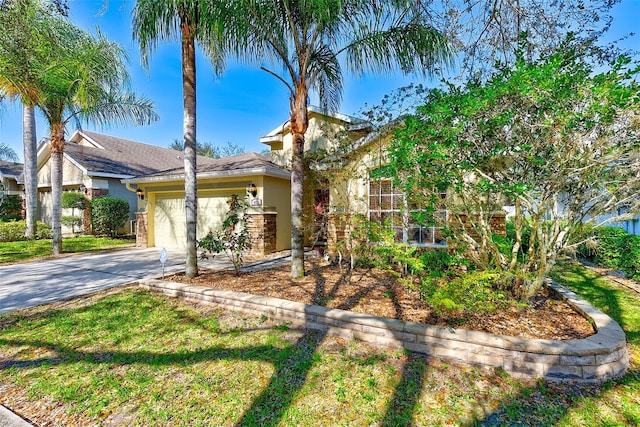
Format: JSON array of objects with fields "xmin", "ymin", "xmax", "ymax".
[{"xmin": 154, "ymin": 192, "xmax": 234, "ymax": 249}]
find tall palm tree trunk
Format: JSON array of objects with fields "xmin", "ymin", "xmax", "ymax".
[
  {"xmin": 50, "ymin": 123, "xmax": 64, "ymax": 255},
  {"xmin": 182, "ymin": 21, "xmax": 198, "ymax": 278},
  {"xmin": 22, "ymin": 104, "xmax": 38, "ymax": 239},
  {"xmin": 290, "ymin": 88, "xmax": 309, "ymax": 278}
]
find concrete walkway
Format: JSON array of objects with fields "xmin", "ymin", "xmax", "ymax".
[{"xmin": 0, "ymin": 247, "xmax": 232, "ymax": 314}]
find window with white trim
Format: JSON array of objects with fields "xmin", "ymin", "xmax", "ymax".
[{"xmin": 368, "ymin": 175, "xmax": 447, "ymax": 246}]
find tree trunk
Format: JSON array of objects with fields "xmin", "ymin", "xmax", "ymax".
[
  {"xmin": 289, "ymin": 87, "xmax": 309, "ymax": 279},
  {"xmin": 22, "ymin": 104, "xmax": 38, "ymax": 239},
  {"xmin": 50, "ymin": 123, "xmax": 65, "ymax": 255},
  {"xmin": 182, "ymin": 21, "xmax": 198, "ymax": 278}
]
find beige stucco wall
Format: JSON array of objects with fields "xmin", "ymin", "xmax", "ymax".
[
  {"xmin": 329, "ymin": 133, "xmax": 392, "ymax": 217},
  {"xmin": 38, "ymin": 155, "xmax": 84, "ymax": 188},
  {"xmin": 262, "ymin": 175, "xmax": 292, "ymax": 251},
  {"xmin": 142, "ymin": 174, "xmax": 291, "ymax": 251},
  {"xmin": 268, "ymin": 113, "xmax": 367, "ymax": 168},
  {"xmin": 0, "ymin": 177, "xmax": 20, "ymax": 195}
]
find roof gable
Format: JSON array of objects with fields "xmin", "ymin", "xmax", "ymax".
[{"xmin": 61, "ymin": 130, "xmax": 218, "ymax": 178}]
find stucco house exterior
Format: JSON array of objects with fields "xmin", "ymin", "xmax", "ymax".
[
  {"xmin": 128, "ymin": 106, "xmax": 445, "ymax": 255},
  {"xmin": 122, "ymin": 152, "xmax": 291, "ymax": 253},
  {"xmin": 35, "ymin": 130, "xmax": 218, "ymax": 234}
]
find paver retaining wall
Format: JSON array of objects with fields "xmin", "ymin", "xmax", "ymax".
[{"xmin": 139, "ymin": 278, "xmax": 628, "ymax": 383}]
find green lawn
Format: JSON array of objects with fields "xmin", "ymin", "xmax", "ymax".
[
  {"xmin": 0, "ymin": 259, "xmax": 637, "ymax": 426},
  {"xmin": 0, "ymin": 236, "xmax": 135, "ymax": 264}
]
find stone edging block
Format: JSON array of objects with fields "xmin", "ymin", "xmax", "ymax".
[{"xmin": 139, "ymin": 278, "xmax": 628, "ymax": 383}]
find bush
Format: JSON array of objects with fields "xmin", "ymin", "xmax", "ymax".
[
  {"xmin": 198, "ymin": 195, "xmax": 252, "ymax": 275},
  {"xmin": 90, "ymin": 196, "xmax": 129, "ymax": 237},
  {"xmin": 0, "ymin": 220, "xmax": 52, "ymax": 242},
  {"xmin": 428, "ymin": 270, "xmax": 513, "ymax": 323},
  {"xmin": 0, "ymin": 194, "xmax": 22, "ymax": 221}
]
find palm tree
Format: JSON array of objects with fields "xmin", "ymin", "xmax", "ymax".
[
  {"xmin": 133, "ymin": 0, "xmax": 224, "ymax": 278},
  {"xmin": 0, "ymin": 0, "xmax": 62, "ymax": 238},
  {"xmin": 0, "ymin": 142, "xmax": 18, "ymax": 162},
  {"xmin": 222, "ymin": 0, "xmax": 452, "ymax": 278},
  {"xmin": 35, "ymin": 23, "xmax": 158, "ymax": 254}
]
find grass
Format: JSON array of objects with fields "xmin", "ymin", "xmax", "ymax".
[
  {"xmin": 0, "ymin": 236, "xmax": 135, "ymax": 264},
  {"xmin": 0, "ymin": 259, "xmax": 637, "ymax": 426}
]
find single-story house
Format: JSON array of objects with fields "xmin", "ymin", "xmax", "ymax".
[
  {"xmin": 0, "ymin": 161, "xmax": 24, "ymax": 219},
  {"xmin": 0, "ymin": 161, "xmax": 23, "ymax": 196},
  {"xmin": 122, "ymin": 152, "xmax": 291, "ymax": 253}
]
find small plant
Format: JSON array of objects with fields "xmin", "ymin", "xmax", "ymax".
[
  {"xmin": 198, "ymin": 194, "xmax": 252, "ymax": 275},
  {"xmin": 90, "ymin": 196, "xmax": 129, "ymax": 237},
  {"xmin": 428, "ymin": 270, "xmax": 513, "ymax": 324},
  {"xmin": 61, "ymin": 192, "xmax": 87, "ymax": 234}
]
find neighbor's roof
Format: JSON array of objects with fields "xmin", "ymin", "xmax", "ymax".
[
  {"xmin": 122, "ymin": 152, "xmax": 290, "ymax": 184},
  {"xmin": 39, "ymin": 130, "xmax": 219, "ymax": 180},
  {"xmin": 0, "ymin": 161, "xmax": 23, "ymax": 179}
]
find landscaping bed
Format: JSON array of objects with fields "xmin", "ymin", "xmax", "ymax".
[{"xmin": 169, "ymin": 258, "xmax": 595, "ymax": 340}]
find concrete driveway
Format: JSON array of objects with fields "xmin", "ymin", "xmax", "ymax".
[{"xmin": 0, "ymin": 247, "xmax": 230, "ymax": 314}]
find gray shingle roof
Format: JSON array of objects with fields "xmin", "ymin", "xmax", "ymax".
[
  {"xmin": 67, "ymin": 131, "xmax": 218, "ymax": 177},
  {"xmin": 0, "ymin": 161, "xmax": 23, "ymax": 178},
  {"xmin": 140, "ymin": 152, "xmax": 286, "ymax": 178}
]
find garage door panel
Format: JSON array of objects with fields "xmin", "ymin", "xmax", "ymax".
[
  {"xmin": 155, "ymin": 194, "xmax": 186, "ymax": 249},
  {"xmin": 154, "ymin": 192, "xmax": 237, "ymax": 249}
]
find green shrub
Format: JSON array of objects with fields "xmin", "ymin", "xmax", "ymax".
[
  {"xmin": 61, "ymin": 192, "xmax": 87, "ymax": 210},
  {"xmin": 620, "ymin": 234, "xmax": 640, "ymax": 280},
  {"xmin": 90, "ymin": 196, "xmax": 129, "ymax": 237},
  {"xmin": 198, "ymin": 195, "xmax": 252, "ymax": 275},
  {"xmin": 0, "ymin": 220, "xmax": 51, "ymax": 242},
  {"xmin": 0, "ymin": 194, "xmax": 22, "ymax": 221},
  {"xmin": 61, "ymin": 215, "xmax": 83, "ymax": 230},
  {"xmin": 428, "ymin": 270, "xmax": 513, "ymax": 323},
  {"xmin": 593, "ymin": 227, "xmax": 628, "ymax": 268}
]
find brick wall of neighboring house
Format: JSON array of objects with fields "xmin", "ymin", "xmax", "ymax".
[
  {"xmin": 136, "ymin": 212, "xmax": 148, "ymax": 248},
  {"xmin": 246, "ymin": 212, "xmax": 277, "ymax": 255}
]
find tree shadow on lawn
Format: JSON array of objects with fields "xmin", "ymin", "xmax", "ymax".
[{"xmin": 1, "ymin": 259, "xmax": 637, "ymax": 426}]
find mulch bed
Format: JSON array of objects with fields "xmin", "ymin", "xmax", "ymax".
[{"xmin": 169, "ymin": 259, "xmax": 595, "ymax": 340}]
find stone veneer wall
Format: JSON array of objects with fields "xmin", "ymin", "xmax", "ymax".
[
  {"xmin": 246, "ymin": 212, "xmax": 277, "ymax": 255},
  {"xmin": 139, "ymin": 278, "xmax": 628, "ymax": 383},
  {"xmin": 135, "ymin": 212, "xmax": 148, "ymax": 248}
]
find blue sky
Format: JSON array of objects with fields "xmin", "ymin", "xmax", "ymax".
[{"xmin": 1, "ymin": 0, "xmax": 639, "ymax": 162}]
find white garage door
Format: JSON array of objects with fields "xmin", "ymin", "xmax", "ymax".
[{"xmin": 154, "ymin": 192, "xmax": 235, "ymax": 249}]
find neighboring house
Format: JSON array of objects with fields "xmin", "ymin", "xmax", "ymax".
[
  {"xmin": 0, "ymin": 161, "xmax": 24, "ymax": 219},
  {"xmin": 35, "ymin": 130, "xmax": 218, "ymax": 234},
  {"xmin": 0, "ymin": 161, "xmax": 23, "ymax": 196}
]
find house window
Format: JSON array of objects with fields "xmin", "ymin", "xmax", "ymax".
[{"xmin": 368, "ymin": 176, "xmax": 447, "ymax": 246}]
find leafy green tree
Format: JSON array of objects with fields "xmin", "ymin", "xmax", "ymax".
[
  {"xmin": 168, "ymin": 138, "xmax": 245, "ymax": 158},
  {"xmin": 133, "ymin": 0, "xmax": 224, "ymax": 278},
  {"xmin": 222, "ymin": 0, "xmax": 452, "ymax": 278},
  {"xmin": 90, "ymin": 196, "xmax": 129, "ymax": 237},
  {"xmin": 388, "ymin": 44, "xmax": 640, "ymax": 298}
]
